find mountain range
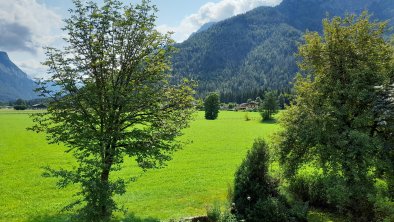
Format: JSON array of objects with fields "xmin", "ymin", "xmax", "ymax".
[
  {"xmin": 2, "ymin": 0, "xmax": 394, "ymax": 103},
  {"xmin": 172, "ymin": 0, "xmax": 394, "ymax": 102},
  {"xmin": 0, "ymin": 52, "xmax": 37, "ymax": 102}
]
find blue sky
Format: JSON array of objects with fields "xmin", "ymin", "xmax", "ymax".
[
  {"xmin": 38, "ymin": 0, "xmax": 222, "ymax": 27},
  {"xmin": 0, "ymin": 0, "xmax": 281, "ymax": 78}
]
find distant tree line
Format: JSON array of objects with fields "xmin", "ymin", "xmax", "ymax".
[
  {"xmin": 219, "ymin": 87, "xmax": 292, "ymax": 105},
  {"xmin": 216, "ymin": 89, "xmax": 291, "ymax": 112},
  {"xmin": 1, "ymin": 98, "xmax": 50, "ymax": 110}
]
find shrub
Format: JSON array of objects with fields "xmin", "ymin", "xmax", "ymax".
[
  {"xmin": 288, "ymin": 168, "xmax": 394, "ymax": 221},
  {"xmin": 247, "ymin": 197, "xmax": 290, "ymax": 222},
  {"xmin": 374, "ymin": 198, "xmax": 394, "ymax": 222},
  {"xmin": 287, "ymin": 167, "xmax": 349, "ymax": 212},
  {"xmin": 13, "ymin": 105, "xmax": 27, "ymax": 110},
  {"xmin": 244, "ymin": 113, "xmax": 251, "ymax": 121},
  {"xmin": 260, "ymin": 110, "xmax": 270, "ymax": 121},
  {"xmin": 219, "ymin": 211, "xmax": 237, "ymax": 222},
  {"xmin": 206, "ymin": 201, "xmax": 238, "ymax": 222},
  {"xmin": 372, "ymin": 179, "xmax": 394, "ymax": 222},
  {"xmin": 233, "ymin": 139, "xmax": 307, "ymax": 221},
  {"xmin": 207, "ymin": 202, "xmax": 221, "ymax": 222}
]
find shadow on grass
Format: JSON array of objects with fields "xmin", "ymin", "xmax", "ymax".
[
  {"xmin": 26, "ymin": 214, "xmax": 71, "ymax": 222},
  {"xmin": 26, "ymin": 213, "xmax": 160, "ymax": 222},
  {"xmin": 261, "ymin": 119, "xmax": 277, "ymax": 124}
]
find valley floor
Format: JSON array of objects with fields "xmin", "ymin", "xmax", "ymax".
[{"xmin": 0, "ymin": 110, "xmax": 343, "ymax": 221}]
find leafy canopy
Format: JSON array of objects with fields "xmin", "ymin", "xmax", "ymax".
[
  {"xmin": 277, "ymin": 13, "xmax": 394, "ymax": 221},
  {"xmin": 29, "ymin": 0, "xmax": 195, "ymax": 220}
]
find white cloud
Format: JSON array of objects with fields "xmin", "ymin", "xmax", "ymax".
[
  {"xmin": 157, "ymin": 0, "xmax": 282, "ymax": 42},
  {"xmin": 0, "ymin": 0, "xmax": 63, "ymax": 78},
  {"xmin": 0, "ymin": 0, "xmax": 63, "ymax": 52}
]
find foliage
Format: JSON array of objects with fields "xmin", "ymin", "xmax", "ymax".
[
  {"xmin": 233, "ymin": 139, "xmax": 307, "ymax": 221},
  {"xmin": 15, "ymin": 98, "xmax": 26, "ymax": 106},
  {"xmin": 206, "ymin": 201, "xmax": 238, "ymax": 222},
  {"xmin": 277, "ymin": 13, "xmax": 394, "ymax": 221},
  {"xmin": 287, "ymin": 166, "xmax": 348, "ymax": 211},
  {"xmin": 255, "ymin": 97, "xmax": 262, "ymax": 106},
  {"xmin": 13, "ymin": 99, "xmax": 27, "ymax": 110},
  {"xmin": 204, "ymin": 92, "xmax": 220, "ymax": 120},
  {"xmin": 233, "ymin": 139, "xmax": 276, "ymax": 218},
  {"xmin": 28, "ymin": 0, "xmax": 195, "ymax": 221},
  {"xmin": 374, "ymin": 198, "xmax": 394, "ymax": 222},
  {"xmin": 247, "ymin": 197, "xmax": 293, "ymax": 222},
  {"xmin": 374, "ymin": 83, "xmax": 394, "ymax": 199},
  {"xmin": 244, "ymin": 113, "xmax": 251, "ymax": 121},
  {"xmin": 227, "ymin": 103, "xmax": 236, "ymax": 110},
  {"xmin": 219, "ymin": 211, "xmax": 238, "ymax": 222},
  {"xmin": 206, "ymin": 202, "xmax": 221, "ymax": 222},
  {"xmin": 372, "ymin": 179, "xmax": 394, "ymax": 222},
  {"xmin": 196, "ymin": 99, "xmax": 204, "ymax": 111},
  {"xmin": 14, "ymin": 105, "xmax": 27, "ymax": 110},
  {"xmin": 261, "ymin": 91, "xmax": 279, "ymax": 121}
]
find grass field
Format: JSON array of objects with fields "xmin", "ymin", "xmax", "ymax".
[
  {"xmin": 0, "ymin": 110, "xmax": 344, "ymax": 222},
  {"xmin": 0, "ymin": 110, "xmax": 279, "ymax": 221}
]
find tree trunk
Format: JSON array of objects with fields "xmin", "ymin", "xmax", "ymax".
[
  {"xmin": 100, "ymin": 168, "xmax": 110, "ymax": 220},
  {"xmin": 99, "ymin": 150, "xmax": 113, "ymax": 221}
]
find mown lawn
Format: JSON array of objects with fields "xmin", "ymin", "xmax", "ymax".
[{"xmin": 0, "ymin": 110, "xmax": 343, "ymax": 221}]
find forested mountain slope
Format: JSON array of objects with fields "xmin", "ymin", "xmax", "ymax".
[{"xmin": 172, "ymin": 0, "xmax": 394, "ymax": 102}]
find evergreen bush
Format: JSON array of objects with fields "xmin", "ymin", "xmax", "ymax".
[{"xmin": 233, "ymin": 139, "xmax": 307, "ymax": 221}]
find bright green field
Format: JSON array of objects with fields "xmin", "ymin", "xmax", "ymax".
[
  {"xmin": 0, "ymin": 110, "xmax": 343, "ymax": 222},
  {"xmin": 0, "ymin": 110, "xmax": 279, "ymax": 221}
]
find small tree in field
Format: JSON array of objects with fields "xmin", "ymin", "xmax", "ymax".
[
  {"xmin": 261, "ymin": 91, "xmax": 278, "ymax": 121},
  {"xmin": 204, "ymin": 92, "xmax": 220, "ymax": 120},
  {"xmin": 28, "ymin": 0, "xmax": 195, "ymax": 220}
]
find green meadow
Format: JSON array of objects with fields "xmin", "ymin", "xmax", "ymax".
[
  {"xmin": 0, "ymin": 110, "xmax": 342, "ymax": 222},
  {"xmin": 0, "ymin": 110, "xmax": 277, "ymax": 221}
]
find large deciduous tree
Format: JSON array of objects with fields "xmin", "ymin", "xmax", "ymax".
[
  {"xmin": 277, "ymin": 13, "xmax": 394, "ymax": 221},
  {"xmin": 28, "ymin": 0, "xmax": 195, "ymax": 220}
]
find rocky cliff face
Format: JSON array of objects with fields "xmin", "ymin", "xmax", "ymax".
[{"xmin": 0, "ymin": 51, "xmax": 37, "ymax": 102}]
